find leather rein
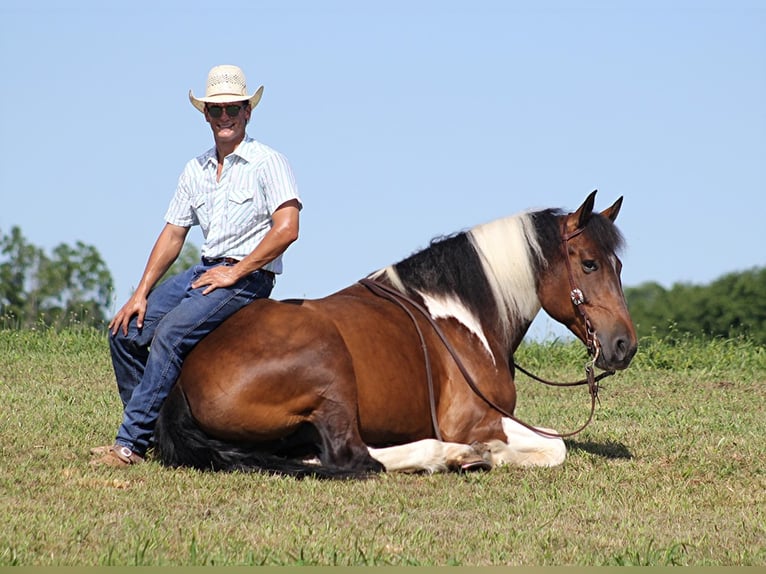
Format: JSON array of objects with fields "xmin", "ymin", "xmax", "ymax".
[{"xmin": 359, "ymin": 217, "xmax": 615, "ymax": 440}]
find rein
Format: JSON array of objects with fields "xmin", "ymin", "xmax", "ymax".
[{"xmin": 358, "ymin": 217, "xmax": 615, "ymax": 440}]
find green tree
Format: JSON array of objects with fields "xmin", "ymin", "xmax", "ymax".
[
  {"xmin": 622, "ymin": 281, "xmax": 670, "ymax": 334},
  {"xmin": 625, "ymin": 267, "xmax": 766, "ymax": 345},
  {"xmin": 705, "ymin": 268, "xmax": 766, "ymax": 342},
  {"xmin": 0, "ymin": 226, "xmax": 45, "ymax": 324},
  {"xmin": 0, "ymin": 226, "xmax": 114, "ymax": 329},
  {"xmin": 158, "ymin": 242, "xmax": 200, "ymax": 286}
]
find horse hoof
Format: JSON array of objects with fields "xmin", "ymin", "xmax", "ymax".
[
  {"xmin": 460, "ymin": 457, "xmax": 492, "ymax": 472},
  {"xmin": 470, "ymin": 441, "xmax": 492, "ymax": 458},
  {"xmin": 458, "ymin": 443, "xmax": 493, "ymax": 472}
]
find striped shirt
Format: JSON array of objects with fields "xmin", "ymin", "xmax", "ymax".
[{"xmin": 164, "ymin": 135, "xmax": 301, "ymax": 274}]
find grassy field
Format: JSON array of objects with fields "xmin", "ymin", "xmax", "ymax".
[{"xmin": 0, "ymin": 327, "xmax": 764, "ymax": 566}]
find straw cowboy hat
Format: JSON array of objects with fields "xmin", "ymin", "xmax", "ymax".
[{"xmin": 189, "ymin": 65, "xmax": 264, "ymax": 113}]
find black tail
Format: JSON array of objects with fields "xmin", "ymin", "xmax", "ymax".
[{"xmin": 154, "ymin": 385, "xmax": 374, "ymax": 480}]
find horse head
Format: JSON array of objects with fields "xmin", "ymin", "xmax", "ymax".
[{"xmin": 537, "ymin": 190, "xmax": 638, "ymax": 371}]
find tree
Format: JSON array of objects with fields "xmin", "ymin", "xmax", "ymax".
[
  {"xmin": 624, "ymin": 267, "xmax": 766, "ymax": 345},
  {"xmin": 0, "ymin": 226, "xmax": 44, "ymax": 324},
  {"xmin": 158, "ymin": 242, "xmax": 200, "ymax": 286},
  {"xmin": 0, "ymin": 226, "xmax": 114, "ymax": 329}
]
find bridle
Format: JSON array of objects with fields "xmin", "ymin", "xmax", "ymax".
[
  {"xmin": 359, "ymin": 213, "xmax": 614, "ymax": 441},
  {"xmin": 560, "ymin": 219, "xmax": 600, "ymax": 358}
]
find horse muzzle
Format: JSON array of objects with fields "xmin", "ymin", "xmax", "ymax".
[{"xmin": 594, "ymin": 330, "xmax": 637, "ymax": 371}]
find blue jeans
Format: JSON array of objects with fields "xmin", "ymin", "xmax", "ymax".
[{"xmin": 109, "ymin": 261, "xmax": 274, "ymax": 456}]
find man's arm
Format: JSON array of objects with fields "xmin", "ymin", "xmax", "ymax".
[
  {"xmin": 109, "ymin": 223, "xmax": 190, "ymax": 335},
  {"xmin": 191, "ymin": 199, "xmax": 300, "ymax": 295}
]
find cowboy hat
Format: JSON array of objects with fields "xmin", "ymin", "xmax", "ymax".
[{"xmin": 189, "ymin": 65, "xmax": 264, "ymax": 113}]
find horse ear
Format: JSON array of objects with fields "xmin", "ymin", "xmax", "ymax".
[
  {"xmin": 600, "ymin": 196, "xmax": 623, "ymax": 222},
  {"xmin": 566, "ymin": 189, "xmax": 598, "ymax": 233}
]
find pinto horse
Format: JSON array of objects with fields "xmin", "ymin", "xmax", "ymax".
[{"xmin": 155, "ymin": 191, "xmax": 637, "ymax": 477}]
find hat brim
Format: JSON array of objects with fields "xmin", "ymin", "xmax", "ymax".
[{"xmin": 189, "ymin": 85, "xmax": 264, "ymax": 113}]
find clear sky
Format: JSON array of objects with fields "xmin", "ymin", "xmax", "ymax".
[{"xmin": 1, "ymin": 1, "xmax": 764, "ymax": 339}]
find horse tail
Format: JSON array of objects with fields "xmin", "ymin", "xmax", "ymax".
[{"xmin": 154, "ymin": 384, "xmax": 372, "ymax": 480}]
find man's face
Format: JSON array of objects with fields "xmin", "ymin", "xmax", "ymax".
[{"xmin": 204, "ymin": 100, "xmax": 251, "ymax": 145}]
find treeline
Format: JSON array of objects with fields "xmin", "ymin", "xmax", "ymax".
[
  {"xmin": 0, "ymin": 226, "xmax": 114, "ymax": 329},
  {"xmin": 0, "ymin": 226, "xmax": 200, "ymax": 330},
  {"xmin": 624, "ymin": 267, "xmax": 766, "ymax": 345}
]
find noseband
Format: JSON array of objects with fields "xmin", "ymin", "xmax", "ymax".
[{"xmin": 359, "ymin": 215, "xmax": 615, "ymax": 441}]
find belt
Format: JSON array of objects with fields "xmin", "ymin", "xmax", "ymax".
[
  {"xmin": 202, "ymin": 256, "xmax": 240, "ymax": 266},
  {"xmin": 201, "ymin": 257, "xmax": 275, "ymax": 280}
]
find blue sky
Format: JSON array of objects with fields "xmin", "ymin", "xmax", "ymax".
[{"xmin": 1, "ymin": 1, "xmax": 764, "ymax": 339}]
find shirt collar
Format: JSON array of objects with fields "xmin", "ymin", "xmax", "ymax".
[{"xmin": 198, "ymin": 134, "xmax": 256, "ymax": 167}]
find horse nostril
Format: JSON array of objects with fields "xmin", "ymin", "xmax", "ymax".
[
  {"xmin": 612, "ymin": 336, "xmax": 637, "ymax": 366},
  {"xmin": 615, "ymin": 338, "xmax": 628, "ymax": 359}
]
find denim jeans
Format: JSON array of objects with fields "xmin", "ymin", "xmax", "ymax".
[{"xmin": 109, "ymin": 261, "xmax": 274, "ymax": 456}]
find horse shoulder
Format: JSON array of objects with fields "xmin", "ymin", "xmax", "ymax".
[{"xmin": 423, "ymin": 317, "xmax": 517, "ymax": 443}]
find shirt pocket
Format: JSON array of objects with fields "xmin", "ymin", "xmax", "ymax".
[{"xmin": 227, "ymin": 188, "xmax": 257, "ymax": 229}]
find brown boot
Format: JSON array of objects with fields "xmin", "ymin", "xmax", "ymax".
[{"xmin": 90, "ymin": 445, "xmax": 144, "ymax": 467}]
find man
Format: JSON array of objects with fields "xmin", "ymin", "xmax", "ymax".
[{"xmin": 91, "ymin": 65, "xmax": 302, "ymax": 467}]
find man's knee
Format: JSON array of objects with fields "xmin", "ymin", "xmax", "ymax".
[
  {"xmin": 109, "ymin": 330, "xmax": 129, "ymax": 355},
  {"xmin": 109, "ymin": 322, "xmax": 149, "ymax": 358}
]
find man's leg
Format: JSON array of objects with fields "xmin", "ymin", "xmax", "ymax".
[
  {"xmin": 109, "ymin": 269, "xmax": 196, "ymax": 407},
  {"xmin": 113, "ymin": 268, "xmax": 274, "ymax": 458}
]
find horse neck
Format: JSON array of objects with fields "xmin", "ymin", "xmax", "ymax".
[
  {"xmin": 468, "ymin": 216, "xmax": 545, "ymax": 352},
  {"xmin": 497, "ymin": 303, "xmax": 542, "ymax": 360}
]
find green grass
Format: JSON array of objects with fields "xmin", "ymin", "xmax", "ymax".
[{"xmin": 0, "ymin": 328, "xmax": 764, "ymax": 566}]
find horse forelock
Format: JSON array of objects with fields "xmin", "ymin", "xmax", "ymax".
[
  {"xmin": 525, "ymin": 207, "xmax": 625, "ymax": 256},
  {"xmin": 583, "ymin": 213, "xmax": 626, "ymax": 255},
  {"xmin": 467, "ymin": 213, "xmax": 544, "ymax": 341}
]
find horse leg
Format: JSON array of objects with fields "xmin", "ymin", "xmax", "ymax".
[
  {"xmin": 368, "ymin": 439, "xmax": 492, "ymax": 473},
  {"xmin": 484, "ymin": 417, "xmax": 566, "ymax": 467},
  {"xmin": 312, "ymin": 408, "xmax": 385, "ymax": 474}
]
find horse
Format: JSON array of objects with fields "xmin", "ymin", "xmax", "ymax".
[{"xmin": 154, "ymin": 190, "xmax": 637, "ymax": 478}]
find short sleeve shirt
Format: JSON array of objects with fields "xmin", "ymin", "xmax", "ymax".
[{"xmin": 164, "ymin": 135, "xmax": 301, "ymax": 274}]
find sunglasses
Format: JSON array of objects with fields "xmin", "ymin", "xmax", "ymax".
[{"xmin": 206, "ymin": 104, "xmax": 246, "ymax": 118}]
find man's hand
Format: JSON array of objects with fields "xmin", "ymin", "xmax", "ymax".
[
  {"xmin": 192, "ymin": 265, "xmax": 241, "ymax": 295},
  {"xmin": 109, "ymin": 295, "xmax": 148, "ymax": 336}
]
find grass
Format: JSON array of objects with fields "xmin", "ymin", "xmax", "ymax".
[{"xmin": 0, "ymin": 327, "xmax": 764, "ymax": 566}]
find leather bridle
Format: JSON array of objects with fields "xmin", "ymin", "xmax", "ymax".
[
  {"xmin": 359, "ymin": 213, "xmax": 614, "ymax": 441},
  {"xmin": 560, "ymin": 219, "xmax": 599, "ymax": 358}
]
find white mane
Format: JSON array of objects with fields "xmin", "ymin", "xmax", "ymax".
[{"xmin": 467, "ymin": 212, "xmax": 543, "ymax": 341}]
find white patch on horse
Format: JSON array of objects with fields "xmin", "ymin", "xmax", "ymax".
[
  {"xmin": 468, "ymin": 213, "xmax": 542, "ymax": 342},
  {"xmin": 485, "ymin": 416, "xmax": 566, "ymax": 467},
  {"xmin": 368, "ymin": 439, "xmax": 486, "ymax": 473},
  {"xmin": 419, "ymin": 292, "xmax": 494, "ymax": 360},
  {"xmin": 368, "ymin": 266, "xmax": 405, "ymax": 292}
]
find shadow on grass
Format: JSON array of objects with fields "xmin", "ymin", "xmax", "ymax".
[{"xmin": 566, "ymin": 439, "xmax": 633, "ymax": 460}]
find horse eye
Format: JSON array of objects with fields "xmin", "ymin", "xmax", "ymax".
[{"xmin": 582, "ymin": 260, "xmax": 599, "ymax": 273}]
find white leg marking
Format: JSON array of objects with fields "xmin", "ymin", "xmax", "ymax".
[
  {"xmin": 368, "ymin": 439, "xmax": 483, "ymax": 473},
  {"xmin": 486, "ymin": 417, "xmax": 566, "ymax": 467}
]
